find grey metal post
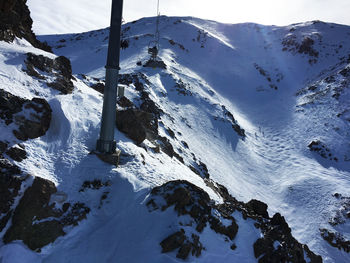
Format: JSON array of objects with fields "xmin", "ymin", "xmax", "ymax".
[{"xmin": 96, "ymin": 0, "xmax": 124, "ymax": 153}]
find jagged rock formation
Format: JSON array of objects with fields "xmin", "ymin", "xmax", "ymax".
[
  {"xmin": 0, "ymin": 89, "xmax": 52, "ymax": 141},
  {"xmin": 308, "ymin": 140, "xmax": 338, "ymax": 161},
  {"xmin": 0, "ymin": 159, "xmax": 25, "ymax": 232},
  {"xmin": 147, "ymin": 180, "xmax": 322, "ymax": 262},
  {"xmin": 3, "ymin": 177, "xmax": 90, "ymax": 251},
  {"xmin": 0, "ymin": 0, "xmax": 51, "ymax": 51},
  {"xmin": 25, "ymin": 53, "xmax": 74, "ymax": 94}
]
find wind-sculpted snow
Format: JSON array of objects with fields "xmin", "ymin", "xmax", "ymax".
[{"xmin": 1, "ymin": 14, "xmax": 350, "ymax": 263}]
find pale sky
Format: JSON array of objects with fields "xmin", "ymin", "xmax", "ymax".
[{"xmin": 28, "ymin": 0, "xmax": 350, "ymax": 35}]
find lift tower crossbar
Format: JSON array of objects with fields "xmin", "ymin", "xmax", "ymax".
[{"xmin": 96, "ymin": 0, "xmax": 123, "ymax": 153}]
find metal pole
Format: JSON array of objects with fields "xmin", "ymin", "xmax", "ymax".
[{"xmin": 96, "ymin": 0, "xmax": 124, "ymax": 153}]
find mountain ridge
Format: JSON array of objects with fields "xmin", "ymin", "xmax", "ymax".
[{"xmin": 0, "ymin": 13, "xmax": 349, "ymax": 263}]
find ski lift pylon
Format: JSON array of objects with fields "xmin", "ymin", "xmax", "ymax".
[{"xmin": 148, "ymin": 0, "xmax": 160, "ymax": 61}]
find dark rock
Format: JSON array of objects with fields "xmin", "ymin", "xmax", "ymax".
[
  {"xmin": 230, "ymin": 244, "xmax": 237, "ymax": 250},
  {"xmin": 60, "ymin": 202, "xmax": 90, "ymax": 226},
  {"xmin": 80, "ymin": 179, "xmax": 111, "ymax": 192},
  {"xmin": 139, "ymin": 96, "xmax": 163, "ymax": 119},
  {"xmin": 90, "ymin": 82, "xmax": 104, "ymax": 93},
  {"xmin": 0, "ymin": 141, "xmax": 8, "ymax": 153},
  {"xmin": 0, "ymin": 0, "xmax": 52, "ymax": 52},
  {"xmin": 166, "ymin": 127, "xmax": 175, "ymax": 139},
  {"xmin": 271, "ymin": 213, "xmax": 290, "ymax": 233},
  {"xmin": 221, "ymin": 105, "xmax": 245, "ymax": 137},
  {"xmin": 120, "ymin": 39, "xmax": 129, "ymax": 49},
  {"xmin": 148, "ymin": 180, "xmax": 238, "ymax": 251},
  {"xmin": 13, "ymin": 98, "xmax": 52, "ymax": 141},
  {"xmin": 308, "ymin": 140, "xmax": 338, "ymax": 161},
  {"xmin": 6, "ymin": 145, "xmax": 27, "ymax": 162},
  {"xmin": 247, "ymin": 199, "xmax": 269, "ymax": 218},
  {"xmin": 190, "ymin": 234, "xmax": 204, "ymax": 257},
  {"xmin": 160, "ymin": 230, "xmax": 204, "ymax": 260},
  {"xmin": 254, "ymin": 238, "xmax": 272, "ymax": 259},
  {"xmin": 117, "ymin": 96, "xmax": 133, "ymax": 108},
  {"xmin": 209, "ymin": 217, "xmax": 238, "ymax": 240},
  {"xmin": 95, "ymin": 151, "xmax": 121, "ymax": 167},
  {"xmin": 298, "ymin": 37, "xmax": 319, "ymax": 57},
  {"xmin": 0, "ymin": 159, "xmax": 24, "ymax": 232},
  {"xmin": 116, "ymin": 108, "xmax": 158, "ymax": 144},
  {"xmin": 0, "ymin": 158, "xmax": 22, "ymax": 176},
  {"xmin": 156, "ymin": 136, "xmax": 184, "ymax": 163},
  {"xmin": 25, "ymin": 53, "xmax": 74, "ymax": 94},
  {"xmin": 3, "ymin": 177, "xmax": 90, "ymax": 250},
  {"xmin": 3, "ymin": 177, "xmax": 59, "ymax": 250},
  {"xmin": 0, "ymin": 89, "xmax": 26, "ymax": 125},
  {"xmin": 174, "ymin": 79, "xmax": 192, "ymax": 96},
  {"xmin": 160, "ymin": 230, "xmax": 186, "ymax": 253},
  {"xmin": 0, "ymin": 89, "xmax": 51, "ymax": 141},
  {"xmin": 143, "ymin": 59, "xmax": 167, "ymax": 69},
  {"xmin": 339, "ymin": 67, "xmax": 350, "ymax": 78},
  {"xmin": 149, "ymin": 180, "xmax": 322, "ymax": 262},
  {"xmin": 320, "ymin": 228, "xmax": 350, "ymax": 253},
  {"xmin": 189, "ymin": 161, "xmax": 210, "ymax": 179},
  {"xmin": 282, "ymin": 34, "xmax": 318, "ymax": 63},
  {"xmin": 177, "ymin": 242, "xmax": 192, "ymax": 259}
]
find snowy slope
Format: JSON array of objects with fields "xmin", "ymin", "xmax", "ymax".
[{"xmin": 0, "ymin": 16, "xmax": 350, "ymax": 263}]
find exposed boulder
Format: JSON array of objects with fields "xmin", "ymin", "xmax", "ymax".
[
  {"xmin": 0, "ymin": 0, "xmax": 51, "ymax": 52},
  {"xmin": 221, "ymin": 105, "xmax": 246, "ymax": 137},
  {"xmin": 79, "ymin": 179, "xmax": 111, "ymax": 192},
  {"xmin": 143, "ymin": 59, "xmax": 167, "ymax": 69},
  {"xmin": 25, "ymin": 53, "xmax": 74, "ymax": 94},
  {"xmin": 3, "ymin": 177, "xmax": 90, "ymax": 251},
  {"xmin": 0, "ymin": 89, "xmax": 52, "ymax": 141},
  {"xmin": 0, "ymin": 141, "xmax": 8, "ymax": 153},
  {"xmin": 5, "ymin": 144, "xmax": 27, "ymax": 162},
  {"xmin": 13, "ymin": 98, "xmax": 52, "ymax": 141},
  {"xmin": 160, "ymin": 230, "xmax": 204, "ymax": 259},
  {"xmin": 246, "ymin": 199, "xmax": 269, "ymax": 219},
  {"xmin": 0, "ymin": 159, "xmax": 25, "ymax": 232},
  {"xmin": 117, "ymin": 96, "xmax": 133, "ymax": 108},
  {"xmin": 0, "ymin": 88, "xmax": 26, "ymax": 125},
  {"xmin": 116, "ymin": 108, "xmax": 158, "ymax": 145},
  {"xmin": 308, "ymin": 140, "xmax": 338, "ymax": 161}
]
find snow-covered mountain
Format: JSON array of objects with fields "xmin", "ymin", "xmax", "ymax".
[{"xmin": 0, "ymin": 4, "xmax": 350, "ymax": 263}]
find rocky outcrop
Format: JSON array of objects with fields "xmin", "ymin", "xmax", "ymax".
[
  {"xmin": 3, "ymin": 177, "xmax": 90, "ymax": 251},
  {"xmin": 147, "ymin": 180, "xmax": 236, "ymax": 260},
  {"xmin": 320, "ymin": 193, "xmax": 350, "ymax": 253},
  {"xmin": 282, "ymin": 34, "xmax": 319, "ymax": 64},
  {"xmin": 116, "ymin": 108, "xmax": 158, "ymax": 145},
  {"xmin": 25, "ymin": 53, "xmax": 74, "ymax": 94},
  {"xmin": 0, "ymin": 0, "xmax": 51, "ymax": 52},
  {"xmin": 308, "ymin": 140, "xmax": 338, "ymax": 162},
  {"xmin": 0, "ymin": 89, "xmax": 52, "ymax": 141},
  {"xmin": 0, "ymin": 88, "xmax": 26, "ymax": 125},
  {"xmin": 116, "ymin": 73, "xmax": 184, "ymax": 162},
  {"xmin": 13, "ymin": 98, "xmax": 52, "ymax": 141},
  {"xmin": 0, "ymin": 159, "xmax": 25, "ymax": 232},
  {"xmin": 147, "ymin": 180, "xmax": 322, "ymax": 262},
  {"xmin": 160, "ymin": 229, "xmax": 204, "ymax": 259},
  {"xmin": 320, "ymin": 228, "xmax": 350, "ymax": 253},
  {"xmin": 5, "ymin": 144, "xmax": 27, "ymax": 162}
]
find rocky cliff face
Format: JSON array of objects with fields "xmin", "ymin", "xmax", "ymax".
[{"xmin": 0, "ymin": 0, "xmax": 51, "ymax": 51}]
